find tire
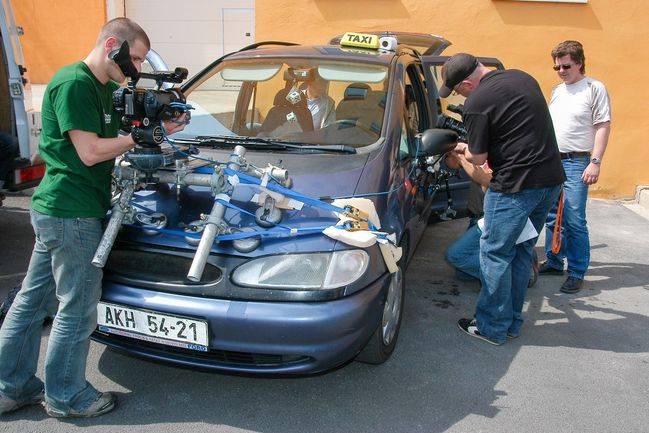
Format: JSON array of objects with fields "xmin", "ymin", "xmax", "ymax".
[{"xmin": 355, "ymin": 260, "xmax": 405, "ymax": 365}]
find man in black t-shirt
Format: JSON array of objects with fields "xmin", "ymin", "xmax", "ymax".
[{"xmin": 438, "ymin": 53, "xmax": 565, "ymax": 345}]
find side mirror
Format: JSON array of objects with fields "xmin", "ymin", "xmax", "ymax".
[{"xmin": 417, "ymin": 128, "xmax": 458, "ymax": 156}]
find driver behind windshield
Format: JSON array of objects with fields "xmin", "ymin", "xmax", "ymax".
[{"xmin": 303, "ymin": 71, "xmax": 336, "ymax": 129}]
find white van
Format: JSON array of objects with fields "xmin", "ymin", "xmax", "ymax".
[{"xmin": 0, "ymin": 0, "xmax": 43, "ymax": 201}]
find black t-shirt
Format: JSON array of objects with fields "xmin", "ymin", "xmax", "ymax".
[{"xmin": 464, "ymin": 69, "xmax": 565, "ymax": 193}]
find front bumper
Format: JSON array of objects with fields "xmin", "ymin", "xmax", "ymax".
[{"xmin": 91, "ymin": 273, "xmax": 390, "ymax": 375}]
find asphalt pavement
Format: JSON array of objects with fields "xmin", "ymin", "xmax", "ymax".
[{"xmin": 1, "ymin": 190, "xmax": 648, "ymax": 433}]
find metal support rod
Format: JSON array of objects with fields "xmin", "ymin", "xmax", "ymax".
[
  {"xmin": 186, "ymin": 193, "xmax": 229, "ymax": 282},
  {"xmin": 92, "ymin": 182, "xmax": 135, "ymax": 268},
  {"xmin": 155, "ymin": 170, "xmax": 212, "ymax": 187},
  {"xmin": 186, "ymin": 145, "xmax": 247, "ymax": 282}
]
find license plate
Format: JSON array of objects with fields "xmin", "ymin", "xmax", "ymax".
[{"xmin": 97, "ymin": 302, "xmax": 209, "ymax": 351}]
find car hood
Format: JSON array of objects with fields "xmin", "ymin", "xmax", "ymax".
[{"xmin": 120, "ymin": 149, "xmax": 375, "ymax": 256}]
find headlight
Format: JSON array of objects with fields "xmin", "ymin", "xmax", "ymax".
[{"xmin": 231, "ymin": 250, "xmax": 369, "ymax": 290}]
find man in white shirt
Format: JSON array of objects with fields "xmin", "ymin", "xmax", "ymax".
[
  {"xmin": 541, "ymin": 40, "xmax": 611, "ymax": 294},
  {"xmin": 303, "ymin": 73, "xmax": 335, "ymax": 129}
]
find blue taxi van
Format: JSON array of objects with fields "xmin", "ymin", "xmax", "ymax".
[{"xmin": 91, "ymin": 32, "xmax": 474, "ymax": 374}]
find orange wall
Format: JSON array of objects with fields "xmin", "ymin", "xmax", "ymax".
[
  {"xmin": 256, "ymin": 0, "xmax": 649, "ymax": 200},
  {"xmin": 12, "ymin": 0, "xmax": 649, "ymax": 199},
  {"xmin": 14, "ymin": 0, "xmax": 106, "ymax": 84}
]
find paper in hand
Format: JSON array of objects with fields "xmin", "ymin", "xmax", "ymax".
[{"xmin": 477, "ymin": 217, "xmax": 538, "ymax": 245}]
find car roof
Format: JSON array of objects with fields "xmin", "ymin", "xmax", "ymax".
[
  {"xmin": 330, "ymin": 31, "xmax": 450, "ymax": 55},
  {"xmin": 226, "ymin": 43, "xmax": 396, "ymax": 65},
  {"xmin": 225, "ymin": 31, "xmax": 451, "ymax": 64}
]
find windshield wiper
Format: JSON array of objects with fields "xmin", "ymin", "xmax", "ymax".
[{"xmin": 175, "ymin": 135, "xmax": 357, "ymax": 154}]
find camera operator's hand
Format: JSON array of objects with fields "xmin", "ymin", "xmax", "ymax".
[
  {"xmin": 446, "ymin": 146, "xmax": 492, "ymax": 188},
  {"xmin": 453, "ymin": 142, "xmax": 468, "ymax": 155},
  {"xmin": 445, "ymin": 150, "xmax": 461, "ymax": 170},
  {"xmin": 163, "ymin": 112, "xmax": 190, "ymax": 136},
  {"xmin": 453, "ymin": 141, "xmax": 487, "ymax": 165}
]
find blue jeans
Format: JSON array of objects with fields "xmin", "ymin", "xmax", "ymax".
[
  {"xmin": 476, "ymin": 185, "xmax": 561, "ymax": 343},
  {"xmin": 544, "ymin": 156, "xmax": 590, "ymax": 279},
  {"xmin": 446, "ymin": 217, "xmax": 481, "ymax": 281},
  {"xmin": 0, "ymin": 209, "xmax": 104, "ymax": 414}
]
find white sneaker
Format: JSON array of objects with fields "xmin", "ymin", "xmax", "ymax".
[
  {"xmin": 457, "ymin": 318, "xmax": 503, "ymax": 346},
  {"xmin": 0, "ymin": 390, "xmax": 44, "ymax": 415},
  {"xmin": 46, "ymin": 392, "xmax": 117, "ymax": 418}
]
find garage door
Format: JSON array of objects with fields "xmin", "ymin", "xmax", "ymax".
[{"xmin": 125, "ymin": 0, "xmax": 254, "ymax": 82}]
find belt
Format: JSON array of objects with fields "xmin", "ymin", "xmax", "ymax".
[{"xmin": 560, "ymin": 151, "xmax": 590, "ymax": 159}]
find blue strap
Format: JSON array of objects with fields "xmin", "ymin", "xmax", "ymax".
[
  {"xmin": 120, "ymin": 166, "xmax": 380, "ymax": 243},
  {"xmin": 124, "ymin": 223, "xmax": 329, "ymax": 241},
  {"xmin": 214, "ymin": 198, "xmax": 294, "ymax": 231},
  {"xmin": 224, "ymin": 167, "xmax": 381, "ymax": 230},
  {"xmin": 223, "ymin": 167, "xmax": 346, "ymax": 215}
]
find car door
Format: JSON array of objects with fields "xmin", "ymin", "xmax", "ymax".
[
  {"xmin": 395, "ymin": 60, "xmax": 442, "ymax": 256},
  {"xmin": 420, "ymin": 56, "xmax": 505, "ymax": 222}
]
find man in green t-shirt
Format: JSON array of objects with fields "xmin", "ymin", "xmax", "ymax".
[{"xmin": 0, "ymin": 18, "xmax": 185, "ymax": 418}]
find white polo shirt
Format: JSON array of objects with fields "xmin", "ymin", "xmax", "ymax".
[{"xmin": 549, "ymin": 76, "xmax": 611, "ymax": 153}]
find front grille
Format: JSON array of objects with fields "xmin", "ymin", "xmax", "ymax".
[
  {"xmin": 104, "ymin": 248, "xmax": 222, "ymax": 286},
  {"xmin": 95, "ymin": 331, "xmax": 312, "ymax": 368}
]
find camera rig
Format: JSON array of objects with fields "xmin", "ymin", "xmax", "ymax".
[
  {"xmin": 433, "ymin": 104, "xmax": 470, "ymax": 220},
  {"xmin": 436, "ymin": 103, "xmax": 467, "ymax": 142},
  {"xmin": 109, "ymin": 40, "xmax": 191, "ymax": 176}
]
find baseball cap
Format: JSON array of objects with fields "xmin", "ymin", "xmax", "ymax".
[{"xmin": 438, "ymin": 53, "xmax": 479, "ymax": 98}]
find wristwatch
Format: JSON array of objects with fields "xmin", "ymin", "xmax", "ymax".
[{"xmin": 590, "ymin": 157, "xmax": 602, "ymax": 165}]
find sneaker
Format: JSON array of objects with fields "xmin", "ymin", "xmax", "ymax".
[
  {"xmin": 457, "ymin": 318, "xmax": 503, "ymax": 346},
  {"xmin": 539, "ymin": 261, "xmax": 564, "ymax": 275},
  {"xmin": 506, "ymin": 332, "xmax": 519, "ymax": 340},
  {"xmin": 46, "ymin": 392, "xmax": 117, "ymax": 418},
  {"xmin": 560, "ymin": 276, "xmax": 583, "ymax": 294},
  {"xmin": 0, "ymin": 390, "xmax": 44, "ymax": 415}
]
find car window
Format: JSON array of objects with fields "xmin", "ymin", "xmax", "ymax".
[
  {"xmin": 179, "ymin": 58, "xmax": 390, "ymax": 148},
  {"xmin": 405, "ymin": 63, "xmax": 429, "ymax": 132},
  {"xmin": 398, "ymin": 117, "xmax": 411, "ymax": 161},
  {"xmin": 428, "ymin": 61, "xmax": 500, "ymax": 128},
  {"xmin": 397, "ymin": 63, "xmax": 431, "ymax": 160}
]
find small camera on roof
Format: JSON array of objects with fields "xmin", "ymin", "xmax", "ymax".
[{"xmin": 379, "ymin": 36, "xmax": 398, "ymax": 51}]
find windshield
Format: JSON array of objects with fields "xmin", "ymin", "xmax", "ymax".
[{"xmin": 178, "ymin": 58, "xmax": 390, "ymax": 148}]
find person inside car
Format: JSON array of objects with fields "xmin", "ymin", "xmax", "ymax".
[{"xmin": 303, "ymin": 71, "xmax": 335, "ymax": 129}]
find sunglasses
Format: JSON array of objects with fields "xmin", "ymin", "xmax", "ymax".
[
  {"xmin": 451, "ymin": 81, "xmax": 465, "ymax": 96},
  {"xmin": 553, "ymin": 63, "xmax": 573, "ymax": 71}
]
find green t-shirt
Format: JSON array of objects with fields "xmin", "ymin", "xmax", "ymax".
[{"xmin": 32, "ymin": 61, "xmax": 120, "ymax": 218}]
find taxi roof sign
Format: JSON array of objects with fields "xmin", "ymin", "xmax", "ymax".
[{"xmin": 340, "ymin": 32, "xmax": 380, "ymax": 50}]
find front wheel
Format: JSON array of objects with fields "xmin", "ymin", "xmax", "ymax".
[{"xmin": 355, "ymin": 262, "xmax": 405, "ymax": 365}]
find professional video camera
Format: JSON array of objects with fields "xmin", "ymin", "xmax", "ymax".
[
  {"xmin": 109, "ymin": 41, "xmax": 189, "ymax": 148},
  {"xmin": 436, "ymin": 103, "xmax": 467, "ymax": 141}
]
